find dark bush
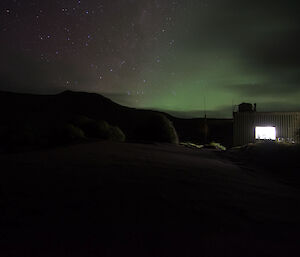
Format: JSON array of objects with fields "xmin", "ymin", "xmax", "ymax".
[
  {"xmin": 65, "ymin": 124, "xmax": 85, "ymax": 141},
  {"xmin": 53, "ymin": 123, "xmax": 85, "ymax": 143},
  {"xmin": 73, "ymin": 116, "xmax": 126, "ymax": 142},
  {"xmin": 80, "ymin": 120, "xmax": 111, "ymax": 139},
  {"xmin": 1, "ymin": 123, "xmax": 36, "ymax": 146},
  {"xmin": 135, "ymin": 113, "xmax": 179, "ymax": 144},
  {"xmin": 108, "ymin": 126, "xmax": 126, "ymax": 142},
  {"xmin": 71, "ymin": 115, "xmax": 95, "ymax": 127}
]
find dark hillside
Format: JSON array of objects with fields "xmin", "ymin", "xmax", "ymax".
[{"xmin": 0, "ymin": 90, "xmax": 232, "ymax": 147}]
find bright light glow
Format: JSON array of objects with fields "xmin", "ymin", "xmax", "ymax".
[{"xmin": 255, "ymin": 126, "xmax": 276, "ymax": 140}]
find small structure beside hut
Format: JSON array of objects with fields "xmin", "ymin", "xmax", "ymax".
[{"xmin": 233, "ymin": 103, "xmax": 300, "ymax": 146}]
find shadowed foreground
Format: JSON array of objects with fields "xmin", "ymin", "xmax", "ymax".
[{"xmin": 1, "ymin": 142, "xmax": 300, "ymax": 256}]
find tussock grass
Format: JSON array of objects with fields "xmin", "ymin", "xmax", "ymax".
[
  {"xmin": 208, "ymin": 142, "xmax": 227, "ymax": 151},
  {"xmin": 180, "ymin": 142, "xmax": 204, "ymax": 149}
]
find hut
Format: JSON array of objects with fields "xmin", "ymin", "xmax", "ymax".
[{"xmin": 233, "ymin": 103, "xmax": 300, "ymax": 146}]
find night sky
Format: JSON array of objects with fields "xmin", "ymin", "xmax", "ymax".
[{"xmin": 1, "ymin": 0, "xmax": 300, "ymax": 118}]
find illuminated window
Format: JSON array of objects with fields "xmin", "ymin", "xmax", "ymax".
[{"xmin": 255, "ymin": 126, "xmax": 276, "ymax": 140}]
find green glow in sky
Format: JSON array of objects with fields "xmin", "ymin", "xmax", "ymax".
[{"xmin": 2, "ymin": 0, "xmax": 300, "ymax": 118}]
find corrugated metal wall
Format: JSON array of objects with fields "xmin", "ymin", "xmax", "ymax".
[{"xmin": 233, "ymin": 112, "xmax": 300, "ymax": 146}]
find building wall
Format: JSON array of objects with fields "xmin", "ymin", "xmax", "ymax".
[{"xmin": 233, "ymin": 112, "xmax": 300, "ymax": 146}]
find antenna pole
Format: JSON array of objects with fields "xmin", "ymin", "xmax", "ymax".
[{"xmin": 204, "ymin": 95, "xmax": 206, "ymax": 118}]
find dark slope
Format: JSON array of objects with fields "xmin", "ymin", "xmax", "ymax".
[
  {"xmin": 1, "ymin": 141, "xmax": 300, "ymax": 257},
  {"xmin": 0, "ymin": 90, "xmax": 232, "ymax": 145},
  {"xmin": 0, "ymin": 90, "xmax": 127, "ymax": 122}
]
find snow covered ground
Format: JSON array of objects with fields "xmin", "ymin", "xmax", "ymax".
[{"xmin": 1, "ymin": 141, "xmax": 300, "ymax": 256}]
